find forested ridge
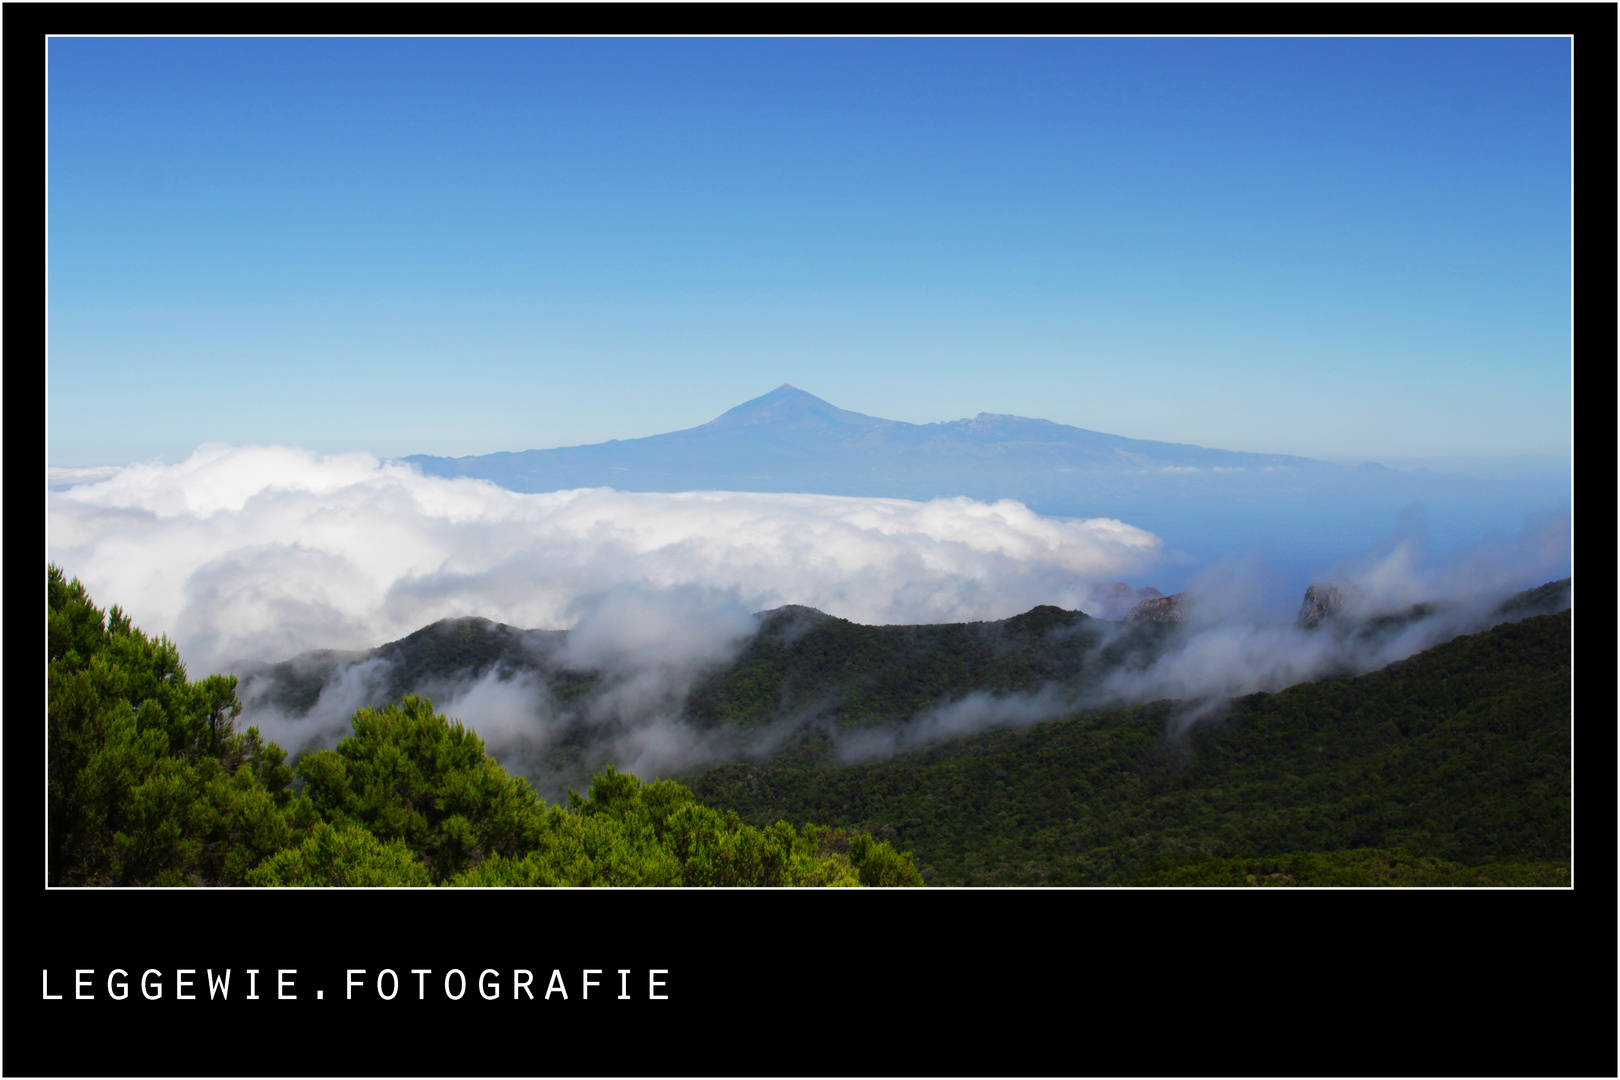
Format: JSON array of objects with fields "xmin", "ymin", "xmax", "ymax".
[
  {"xmin": 233, "ymin": 599, "xmax": 1184, "ymax": 800},
  {"xmin": 51, "ymin": 562, "xmax": 1570, "ymax": 887},
  {"xmin": 239, "ymin": 580, "xmax": 1569, "ymax": 789},
  {"xmin": 681, "ymin": 610, "xmax": 1572, "ymax": 885},
  {"xmin": 683, "ymin": 603, "xmax": 1173, "ymax": 731},
  {"xmin": 248, "ymin": 603, "xmax": 1177, "ymax": 734},
  {"xmin": 46, "ymin": 566, "xmax": 921, "ymax": 887}
]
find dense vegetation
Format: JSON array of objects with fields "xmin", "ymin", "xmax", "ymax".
[
  {"xmin": 684, "ymin": 604, "xmax": 1175, "ymax": 730},
  {"xmin": 682, "ymin": 611, "xmax": 1571, "ymax": 885},
  {"xmin": 238, "ymin": 581, "xmax": 1569, "ymax": 782},
  {"xmin": 47, "ymin": 566, "xmax": 920, "ymax": 887},
  {"xmin": 237, "ymin": 602, "xmax": 1183, "ymax": 799},
  {"xmin": 239, "ymin": 604, "xmax": 1180, "ymax": 731},
  {"xmin": 232, "ymin": 601, "xmax": 1182, "ymax": 799},
  {"xmin": 1127, "ymin": 848, "xmax": 1569, "ymax": 887}
]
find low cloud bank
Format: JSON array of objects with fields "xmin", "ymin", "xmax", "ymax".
[
  {"xmin": 48, "ymin": 444, "xmax": 1165, "ymax": 675},
  {"xmin": 237, "ymin": 656, "xmax": 396, "ymax": 760},
  {"xmin": 48, "ymin": 445, "xmax": 1568, "ymax": 790}
]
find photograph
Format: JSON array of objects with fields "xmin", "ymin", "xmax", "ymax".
[{"xmin": 32, "ymin": 30, "xmax": 1585, "ymax": 1078}]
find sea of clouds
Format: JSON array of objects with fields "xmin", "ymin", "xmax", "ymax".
[{"xmin": 47, "ymin": 444, "xmax": 1165, "ymax": 674}]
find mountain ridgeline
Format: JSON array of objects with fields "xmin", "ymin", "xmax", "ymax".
[
  {"xmin": 230, "ymin": 577, "xmax": 1573, "ymax": 887},
  {"xmin": 235, "ymin": 599, "xmax": 1187, "ymax": 797},
  {"xmin": 238, "ymin": 578, "xmax": 1570, "ymax": 755}
]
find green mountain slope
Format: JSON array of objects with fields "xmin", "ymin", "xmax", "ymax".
[
  {"xmin": 680, "ymin": 611, "xmax": 1571, "ymax": 885},
  {"xmin": 237, "ymin": 603, "xmax": 1170, "ymax": 730},
  {"xmin": 1126, "ymin": 848, "xmax": 1569, "ymax": 887},
  {"xmin": 684, "ymin": 603, "xmax": 1169, "ymax": 732}
]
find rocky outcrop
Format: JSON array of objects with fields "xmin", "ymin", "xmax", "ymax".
[
  {"xmin": 1090, "ymin": 582, "xmax": 1165, "ymax": 620},
  {"xmin": 1298, "ymin": 583, "xmax": 1451, "ymax": 634},
  {"xmin": 1297, "ymin": 584, "xmax": 1347, "ymax": 628},
  {"xmin": 1125, "ymin": 592, "xmax": 1191, "ymax": 625}
]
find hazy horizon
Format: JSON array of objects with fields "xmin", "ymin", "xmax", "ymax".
[{"xmin": 44, "ymin": 383, "xmax": 1576, "ymax": 474}]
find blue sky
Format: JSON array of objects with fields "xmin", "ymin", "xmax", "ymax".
[{"xmin": 48, "ymin": 36, "xmax": 1571, "ymax": 466}]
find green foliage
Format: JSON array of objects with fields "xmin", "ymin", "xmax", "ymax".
[
  {"xmin": 433, "ymin": 766, "xmax": 921, "ymax": 887},
  {"xmin": 290, "ymin": 696, "xmax": 922, "ymax": 886},
  {"xmin": 295, "ymin": 695, "xmax": 549, "ymax": 882},
  {"xmin": 48, "ymin": 565, "xmax": 313, "ymax": 885},
  {"xmin": 683, "ymin": 612, "xmax": 1571, "ymax": 886},
  {"xmin": 246, "ymin": 822, "xmax": 432, "ymax": 887},
  {"xmin": 1126, "ymin": 848, "xmax": 1570, "ymax": 887},
  {"xmin": 444, "ymin": 812, "xmax": 684, "ymax": 887},
  {"xmin": 48, "ymin": 566, "xmax": 918, "ymax": 886},
  {"xmin": 541, "ymin": 768, "xmax": 919, "ymax": 887},
  {"xmin": 803, "ymin": 825, "xmax": 924, "ymax": 887}
]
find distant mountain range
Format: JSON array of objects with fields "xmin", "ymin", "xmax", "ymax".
[
  {"xmin": 403, "ymin": 384, "xmax": 1352, "ymax": 509},
  {"xmin": 400, "ymin": 385, "xmax": 1571, "ymax": 596}
]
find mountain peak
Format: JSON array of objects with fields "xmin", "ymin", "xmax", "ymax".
[{"xmin": 703, "ymin": 385, "xmax": 894, "ymax": 431}]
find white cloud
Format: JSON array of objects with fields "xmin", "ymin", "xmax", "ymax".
[
  {"xmin": 48, "ymin": 444, "xmax": 1164, "ymax": 673},
  {"xmin": 48, "ymin": 465, "xmax": 125, "ymax": 490}
]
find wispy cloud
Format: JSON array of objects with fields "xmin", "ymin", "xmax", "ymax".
[{"xmin": 832, "ymin": 507, "xmax": 1570, "ymax": 762}]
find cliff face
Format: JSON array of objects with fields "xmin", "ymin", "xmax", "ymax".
[
  {"xmin": 1294, "ymin": 580, "xmax": 1573, "ymax": 637},
  {"xmin": 1090, "ymin": 582, "xmax": 1165, "ymax": 620},
  {"xmin": 1125, "ymin": 592, "xmax": 1191, "ymax": 624},
  {"xmin": 1297, "ymin": 584, "xmax": 1346, "ymax": 628}
]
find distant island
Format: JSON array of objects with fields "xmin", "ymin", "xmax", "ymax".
[
  {"xmin": 403, "ymin": 383, "xmax": 1342, "ymax": 506},
  {"xmin": 401, "ymin": 385, "xmax": 1572, "ymax": 597}
]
